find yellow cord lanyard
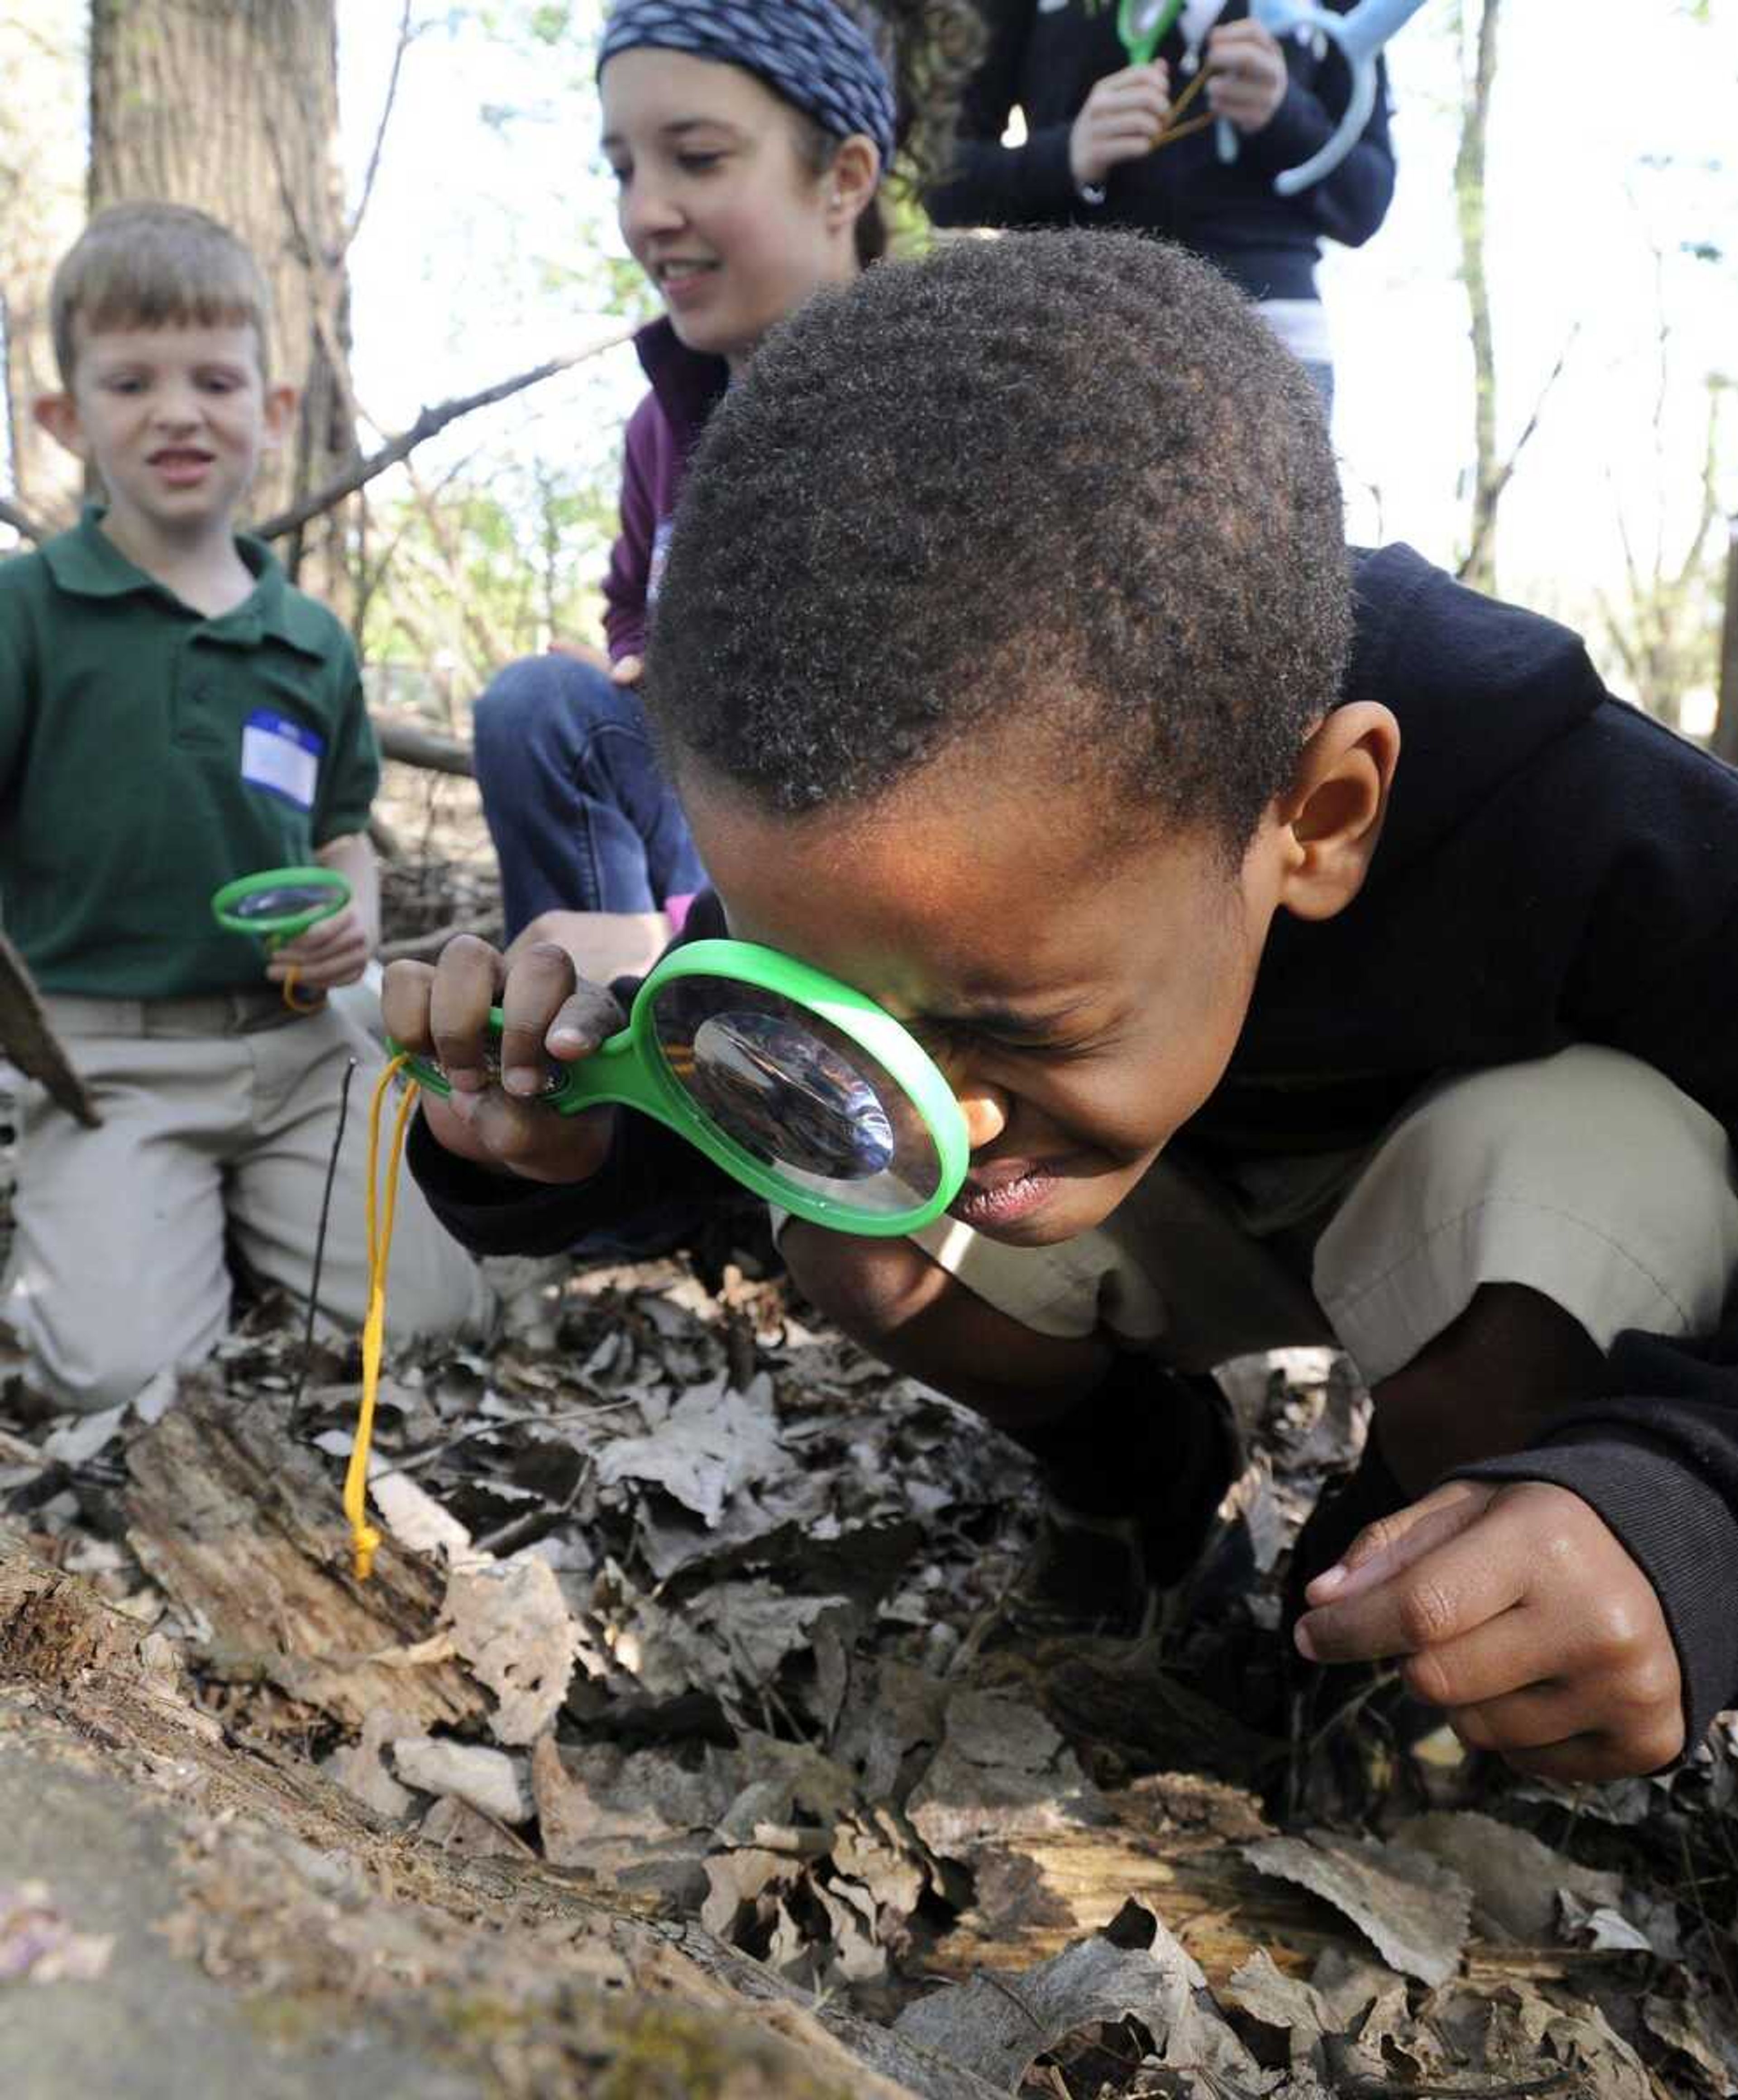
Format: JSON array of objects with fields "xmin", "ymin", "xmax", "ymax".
[{"xmin": 344, "ymin": 1053, "xmax": 415, "ymax": 1580}]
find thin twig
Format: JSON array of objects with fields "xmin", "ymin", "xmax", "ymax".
[
  {"xmin": 0, "ymin": 494, "xmax": 46, "ymax": 544},
  {"xmin": 253, "ymin": 333, "xmax": 634, "ymax": 542},
  {"xmin": 345, "ymin": 0, "xmax": 415, "ymax": 253}
]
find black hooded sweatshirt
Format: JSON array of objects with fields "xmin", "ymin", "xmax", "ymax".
[{"xmin": 412, "ymin": 545, "xmax": 1738, "ymax": 1747}]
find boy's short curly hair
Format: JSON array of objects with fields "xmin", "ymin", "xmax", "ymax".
[
  {"xmin": 51, "ymin": 201, "xmax": 272, "ymax": 388},
  {"xmin": 645, "ymin": 229, "xmax": 1352, "ymax": 854}
]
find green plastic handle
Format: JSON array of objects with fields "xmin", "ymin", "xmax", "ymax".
[{"xmin": 393, "ymin": 937, "xmax": 969, "ymax": 1237}]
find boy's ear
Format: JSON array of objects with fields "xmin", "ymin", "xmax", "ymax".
[
  {"xmin": 260, "ymin": 383, "xmax": 297, "ymax": 454},
  {"xmin": 1272, "ymin": 701, "xmax": 1401, "ymax": 923},
  {"xmin": 827, "ymin": 134, "xmax": 881, "ymax": 232},
  {"xmin": 33, "ymin": 392, "xmax": 88, "ymax": 462}
]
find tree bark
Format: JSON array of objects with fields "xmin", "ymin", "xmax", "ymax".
[
  {"xmin": 86, "ymin": 0, "xmax": 357, "ymax": 607},
  {"xmin": 1715, "ymin": 518, "xmax": 1738, "ymax": 765},
  {"xmin": 0, "ymin": 5, "xmax": 84, "ymax": 530},
  {"xmin": 1454, "ymin": 0, "xmax": 1503, "ymax": 597}
]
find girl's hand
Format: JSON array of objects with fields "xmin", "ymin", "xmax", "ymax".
[
  {"xmin": 381, "ymin": 933, "xmax": 623, "ymax": 1184},
  {"xmin": 1069, "ymin": 62, "xmax": 1172, "ymax": 190},
  {"xmin": 1205, "ymin": 19, "xmax": 1289, "ymax": 133},
  {"xmin": 1295, "ymin": 1480, "xmax": 1685, "ymax": 1782},
  {"xmin": 267, "ymin": 906, "xmax": 370, "ymax": 990},
  {"xmin": 610, "ymin": 654, "xmax": 644, "ymax": 687}
]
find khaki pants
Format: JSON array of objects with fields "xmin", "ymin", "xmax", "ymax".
[
  {"xmin": 904, "ymin": 1047, "xmax": 1738, "ymax": 1381},
  {"xmin": 2, "ymin": 989, "xmax": 495, "ymax": 1412}
]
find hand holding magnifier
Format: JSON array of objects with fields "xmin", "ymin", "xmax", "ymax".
[
  {"xmin": 212, "ymin": 865, "xmax": 353, "ymax": 1011},
  {"xmin": 393, "ymin": 937, "xmax": 969, "ymax": 1237}
]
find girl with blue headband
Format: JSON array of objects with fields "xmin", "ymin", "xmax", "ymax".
[{"xmin": 471, "ymin": 0, "xmax": 979, "ymax": 988}]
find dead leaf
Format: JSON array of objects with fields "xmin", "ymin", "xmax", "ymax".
[
  {"xmin": 391, "ymin": 1735, "xmax": 529, "ymax": 1824},
  {"xmin": 444, "ymin": 1554, "xmax": 579, "ymax": 1744},
  {"xmin": 1243, "ymin": 1831, "xmax": 1471, "ymax": 1986},
  {"xmin": 1396, "ymin": 1810, "xmax": 1623, "ymax": 1944},
  {"xmin": 894, "ymin": 1911, "xmax": 1264, "ymax": 2093},
  {"xmin": 324, "ymin": 1704, "xmax": 415, "ymax": 1820}
]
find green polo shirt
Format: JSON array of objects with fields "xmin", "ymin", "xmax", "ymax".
[{"xmin": 0, "ymin": 509, "xmax": 379, "ymax": 997}]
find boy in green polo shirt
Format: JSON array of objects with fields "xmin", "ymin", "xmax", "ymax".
[{"xmin": 0, "ymin": 201, "xmax": 492, "ymax": 1413}]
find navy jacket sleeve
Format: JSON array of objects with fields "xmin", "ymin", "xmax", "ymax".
[
  {"xmin": 1232, "ymin": 52, "xmax": 1395, "ymax": 249},
  {"xmin": 925, "ymin": 0, "xmax": 1079, "ymax": 227}
]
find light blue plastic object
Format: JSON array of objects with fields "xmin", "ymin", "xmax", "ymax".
[{"xmin": 1215, "ymin": 0, "xmax": 1428, "ymax": 195}]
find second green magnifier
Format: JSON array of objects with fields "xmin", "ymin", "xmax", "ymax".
[
  {"xmin": 398, "ymin": 938, "xmax": 969, "ymax": 1238},
  {"xmin": 212, "ymin": 865, "xmax": 351, "ymax": 941}
]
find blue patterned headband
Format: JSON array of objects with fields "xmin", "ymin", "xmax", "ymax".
[{"xmin": 599, "ymin": 0, "xmax": 898, "ymax": 172}]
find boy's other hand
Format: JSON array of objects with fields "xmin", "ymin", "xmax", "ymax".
[
  {"xmin": 1295, "ymin": 1479, "xmax": 1684, "ymax": 1782},
  {"xmin": 1069, "ymin": 62, "xmax": 1172, "ymax": 190},
  {"xmin": 381, "ymin": 933, "xmax": 622, "ymax": 1183},
  {"xmin": 1205, "ymin": 19, "xmax": 1289, "ymax": 133},
  {"xmin": 267, "ymin": 906, "xmax": 369, "ymax": 989}
]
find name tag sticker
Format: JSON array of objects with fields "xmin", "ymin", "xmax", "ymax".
[{"xmin": 241, "ymin": 710, "xmax": 323, "ymax": 809}]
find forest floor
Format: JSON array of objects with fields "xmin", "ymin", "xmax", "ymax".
[{"xmin": 1, "ymin": 759, "xmax": 1736, "ymax": 2100}]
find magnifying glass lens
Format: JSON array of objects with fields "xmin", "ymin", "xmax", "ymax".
[
  {"xmin": 228, "ymin": 881, "xmax": 336, "ymax": 921},
  {"xmin": 651, "ymin": 978, "xmax": 942, "ymax": 1218}
]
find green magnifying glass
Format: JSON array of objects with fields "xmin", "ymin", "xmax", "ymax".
[
  {"xmin": 211, "ymin": 865, "xmax": 352, "ymax": 940},
  {"xmin": 396, "ymin": 937, "xmax": 970, "ymax": 1238}
]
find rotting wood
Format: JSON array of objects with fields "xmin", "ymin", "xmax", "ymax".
[
  {"xmin": 0, "ymin": 1527, "xmax": 1002, "ymax": 2100},
  {"xmin": 121, "ymin": 1378, "xmax": 483, "ymax": 1734},
  {"xmin": 0, "ymin": 926, "xmax": 100, "ymax": 1127}
]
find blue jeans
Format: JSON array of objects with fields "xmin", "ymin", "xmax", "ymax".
[{"xmin": 472, "ymin": 655, "xmax": 707, "ymax": 939}]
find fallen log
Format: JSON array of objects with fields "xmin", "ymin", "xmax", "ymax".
[
  {"xmin": 0, "ymin": 1520, "xmax": 1003, "ymax": 2100},
  {"xmin": 122, "ymin": 1379, "xmax": 482, "ymax": 1735},
  {"xmin": 372, "ymin": 714, "xmax": 473, "ymax": 777}
]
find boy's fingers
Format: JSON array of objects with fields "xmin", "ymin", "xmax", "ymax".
[
  {"xmin": 497, "ymin": 940, "xmax": 578, "ymax": 1096},
  {"xmin": 1295, "ymin": 1504, "xmax": 1528, "ymax": 1665},
  {"xmin": 428, "ymin": 934, "xmax": 507, "ymax": 1091},
  {"xmin": 1500, "ymin": 1727, "xmax": 1684, "ymax": 1788},
  {"xmin": 548, "ymin": 978, "xmax": 629, "ymax": 1058},
  {"xmin": 1305, "ymin": 1478, "xmax": 1493, "ymax": 1600},
  {"xmin": 1396, "ymin": 1607, "xmax": 1550, "ymax": 1713},
  {"xmin": 1447, "ymin": 1674, "xmax": 1612, "ymax": 1756},
  {"xmin": 381, "ymin": 959, "xmax": 436, "ymax": 1045}
]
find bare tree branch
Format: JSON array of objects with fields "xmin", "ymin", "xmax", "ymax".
[
  {"xmin": 0, "ymin": 494, "xmax": 45, "ymax": 544},
  {"xmin": 373, "ymin": 715, "xmax": 474, "ymax": 777},
  {"xmin": 253, "ymin": 332, "xmax": 633, "ymax": 542},
  {"xmin": 1456, "ymin": 326, "xmax": 1576, "ymax": 586},
  {"xmin": 345, "ymin": 0, "xmax": 416, "ymax": 255}
]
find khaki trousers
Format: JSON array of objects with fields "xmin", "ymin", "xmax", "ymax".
[
  {"xmin": 906, "ymin": 1046, "xmax": 1738, "ymax": 1381},
  {"xmin": 2, "ymin": 989, "xmax": 494, "ymax": 1412}
]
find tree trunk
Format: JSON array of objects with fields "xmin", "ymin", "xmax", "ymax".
[
  {"xmin": 86, "ymin": 0, "xmax": 357, "ymax": 609},
  {"xmin": 0, "ymin": 5, "xmax": 85, "ymax": 530},
  {"xmin": 1715, "ymin": 518, "xmax": 1738, "ymax": 766},
  {"xmin": 1454, "ymin": 0, "xmax": 1502, "ymax": 597}
]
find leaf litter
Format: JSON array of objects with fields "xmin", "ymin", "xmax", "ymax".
[{"xmin": 5, "ymin": 1069, "xmax": 1738, "ymax": 2096}]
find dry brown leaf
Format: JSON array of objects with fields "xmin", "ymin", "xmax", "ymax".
[{"xmin": 443, "ymin": 1553, "xmax": 579, "ymax": 1745}]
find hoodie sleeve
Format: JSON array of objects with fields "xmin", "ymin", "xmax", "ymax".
[
  {"xmin": 1232, "ymin": 42, "xmax": 1396, "ymax": 249},
  {"xmin": 924, "ymin": 0, "xmax": 1081, "ymax": 229}
]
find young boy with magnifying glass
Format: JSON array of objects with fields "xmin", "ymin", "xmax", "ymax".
[
  {"xmin": 0, "ymin": 204, "xmax": 492, "ymax": 1413},
  {"xmin": 395, "ymin": 230, "xmax": 1738, "ymax": 1787}
]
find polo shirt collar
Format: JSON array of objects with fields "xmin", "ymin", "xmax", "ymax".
[{"xmin": 42, "ymin": 506, "xmax": 330, "ymax": 658}]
